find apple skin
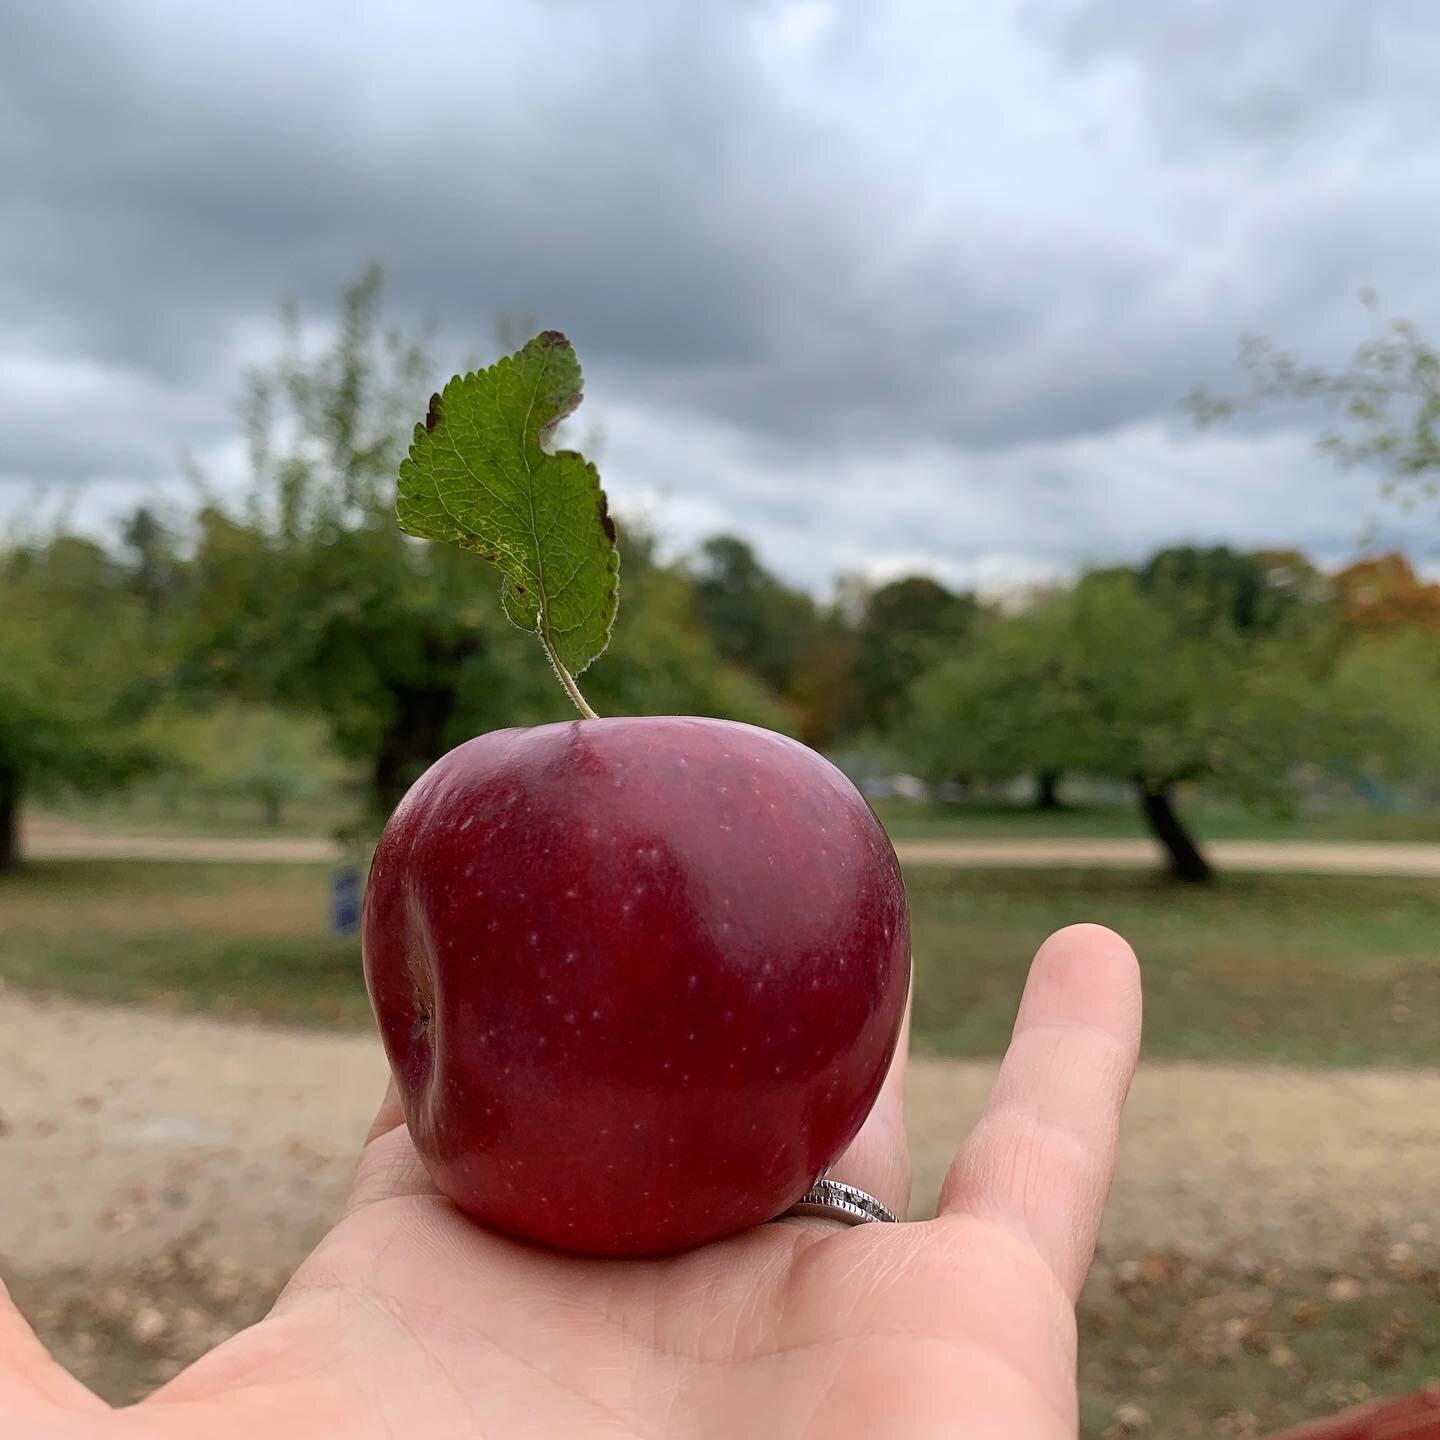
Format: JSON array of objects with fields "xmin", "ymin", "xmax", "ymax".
[{"xmin": 362, "ymin": 716, "xmax": 910, "ymax": 1256}]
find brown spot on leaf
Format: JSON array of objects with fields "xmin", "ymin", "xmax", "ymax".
[
  {"xmin": 597, "ymin": 491, "xmax": 617, "ymax": 544},
  {"xmin": 538, "ymin": 330, "xmax": 568, "ymax": 348},
  {"xmin": 424, "ymin": 393, "xmax": 443, "ymax": 432}
]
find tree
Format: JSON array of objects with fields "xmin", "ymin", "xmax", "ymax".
[
  {"xmin": 0, "ymin": 539, "xmax": 156, "ymax": 870},
  {"xmin": 140, "ymin": 702, "xmax": 349, "ymax": 827},
  {"xmin": 1331, "ymin": 552, "xmax": 1440, "ymax": 636},
  {"xmin": 784, "ymin": 617, "xmax": 861, "ymax": 750},
  {"xmin": 903, "ymin": 602, "xmax": 1082, "ymax": 813},
  {"xmin": 573, "ymin": 529, "xmax": 793, "ymax": 733},
  {"xmin": 849, "ymin": 576, "xmax": 978, "ymax": 734},
  {"xmin": 1137, "ymin": 545, "xmax": 1329, "ymax": 636},
  {"xmin": 690, "ymin": 535, "xmax": 822, "ymax": 695},
  {"xmin": 1322, "ymin": 631, "xmax": 1440, "ymax": 796},
  {"xmin": 183, "ymin": 271, "xmax": 790, "ymax": 825},
  {"xmin": 902, "ymin": 573, "xmax": 1321, "ymax": 881},
  {"xmin": 121, "ymin": 505, "xmax": 183, "ymax": 614},
  {"xmin": 1192, "ymin": 301, "xmax": 1440, "ymax": 521}
]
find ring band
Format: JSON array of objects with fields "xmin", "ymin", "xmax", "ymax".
[{"xmin": 784, "ymin": 1178, "xmax": 898, "ymax": 1226}]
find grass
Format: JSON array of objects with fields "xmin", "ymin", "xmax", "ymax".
[
  {"xmin": 0, "ymin": 861, "xmax": 372, "ymax": 1027},
  {"xmin": 3, "ymin": 858, "xmax": 1439, "ymax": 1066},
  {"xmin": 34, "ymin": 791, "xmax": 361, "ymax": 840},
  {"xmin": 40, "ymin": 788, "xmax": 1440, "ymax": 846},
  {"xmin": 908, "ymin": 866, "xmax": 1440, "ymax": 1066},
  {"xmin": 872, "ymin": 796, "xmax": 1440, "ymax": 844}
]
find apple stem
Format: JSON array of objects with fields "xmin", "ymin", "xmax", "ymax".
[{"xmin": 544, "ymin": 636, "xmax": 600, "ymax": 721}]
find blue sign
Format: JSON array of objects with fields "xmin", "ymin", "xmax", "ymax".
[{"xmin": 330, "ymin": 866, "xmax": 361, "ymax": 937}]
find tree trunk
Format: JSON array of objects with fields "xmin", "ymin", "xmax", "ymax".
[
  {"xmin": 0, "ymin": 769, "xmax": 19, "ymax": 874},
  {"xmin": 371, "ymin": 684, "xmax": 459, "ymax": 824},
  {"xmin": 1034, "ymin": 770, "xmax": 1063, "ymax": 811},
  {"xmin": 1136, "ymin": 781, "xmax": 1212, "ymax": 883},
  {"xmin": 262, "ymin": 794, "xmax": 284, "ymax": 829}
]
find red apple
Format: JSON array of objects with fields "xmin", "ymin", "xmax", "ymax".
[{"xmin": 362, "ymin": 716, "xmax": 910, "ymax": 1255}]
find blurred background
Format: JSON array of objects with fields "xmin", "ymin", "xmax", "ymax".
[{"xmin": 2, "ymin": 2, "xmax": 1438, "ymax": 1435}]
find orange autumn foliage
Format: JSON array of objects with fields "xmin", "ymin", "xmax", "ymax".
[{"xmin": 1332, "ymin": 553, "xmax": 1440, "ymax": 636}]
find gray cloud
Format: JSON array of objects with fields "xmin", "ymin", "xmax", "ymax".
[
  {"xmin": 1029, "ymin": 0, "xmax": 1440, "ymax": 154},
  {"xmin": 1, "ymin": 0, "xmax": 1436, "ymax": 585}
]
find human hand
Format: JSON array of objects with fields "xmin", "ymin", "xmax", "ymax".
[{"xmin": 3, "ymin": 923, "xmax": 1140, "ymax": 1439}]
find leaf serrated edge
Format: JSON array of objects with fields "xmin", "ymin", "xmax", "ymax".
[{"xmin": 394, "ymin": 333, "xmax": 620, "ymax": 713}]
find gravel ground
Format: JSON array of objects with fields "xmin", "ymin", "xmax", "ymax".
[{"xmin": 2, "ymin": 990, "xmax": 1437, "ymax": 1278}]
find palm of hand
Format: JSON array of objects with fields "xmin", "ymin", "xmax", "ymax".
[{"xmin": 2, "ymin": 926, "xmax": 1138, "ymax": 1440}]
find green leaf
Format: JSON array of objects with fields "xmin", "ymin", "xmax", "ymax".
[{"xmin": 397, "ymin": 331, "xmax": 619, "ymax": 678}]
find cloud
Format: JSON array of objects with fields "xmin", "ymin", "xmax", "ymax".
[
  {"xmin": 1029, "ymin": 0, "xmax": 1440, "ymax": 156},
  {"xmin": 1, "ymin": 0, "xmax": 1436, "ymax": 588}
]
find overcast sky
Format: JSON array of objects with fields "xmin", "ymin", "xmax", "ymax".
[{"xmin": 3, "ymin": 0, "xmax": 1437, "ymax": 592}]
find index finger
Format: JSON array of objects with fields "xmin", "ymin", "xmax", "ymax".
[{"xmin": 938, "ymin": 923, "xmax": 1141, "ymax": 1299}]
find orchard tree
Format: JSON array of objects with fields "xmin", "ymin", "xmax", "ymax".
[
  {"xmin": 1192, "ymin": 301, "xmax": 1440, "ymax": 522},
  {"xmin": 139, "ymin": 702, "xmax": 348, "ymax": 827},
  {"xmin": 0, "ymin": 539, "xmax": 156, "ymax": 870},
  {"xmin": 783, "ymin": 615, "xmax": 861, "ymax": 749},
  {"xmin": 903, "ymin": 573, "xmax": 1320, "ymax": 881},
  {"xmin": 690, "ymin": 535, "xmax": 822, "ymax": 695},
  {"xmin": 1323, "ymin": 632, "xmax": 1440, "ymax": 795},
  {"xmin": 903, "ymin": 601, "xmax": 1081, "ymax": 812},
  {"xmin": 576, "ymin": 529, "xmax": 792, "ymax": 733},
  {"xmin": 1137, "ymin": 545, "xmax": 1330, "ymax": 635},
  {"xmin": 849, "ymin": 575, "xmax": 977, "ymax": 734},
  {"xmin": 689, "ymin": 534, "xmax": 854, "ymax": 745},
  {"xmin": 1331, "ymin": 552, "xmax": 1440, "ymax": 636},
  {"xmin": 121, "ymin": 505, "xmax": 184, "ymax": 614},
  {"xmin": 184, "ymin": 271, "xmax": 786, "ymax": 825}
]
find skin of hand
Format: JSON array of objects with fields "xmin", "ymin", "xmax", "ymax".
[{"xmin": 2, "ymin": 923, "xmax": 1141, "ymax": 1440}]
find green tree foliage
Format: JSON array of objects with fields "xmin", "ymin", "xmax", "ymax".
[
  {"xmin": 1323, "ymin": 632, "xmax": 1440, "ymax": 793},
  {"xmin": 182, "ymin": 271, "xmax": 789, "ymax": 823},
  {"xmin": 1137, "ymin": 545, "xmax": 1330, "ymax": 635},
  {"xmin": 588, "ymin": 531, "xmax": 793, "ymax": 732},
  {"xmin": 691, "ymin": 536, "xmax": 822, "ymax": 693},
  {"xmin": 121, "ymin": 505, "xmax": 184, "ymax": 614},
  {"xmin": 1192, "ymin": 303, "xmax": 1440, "ymax": 520},
  {"xmin": 180, "ymin": 269, "xmax": 548, "ymax": 822},
  {"xmin": 850, "ymin": 576, "xmax": 978, "ymax": 733},
  {"xmin": 139, "ymin": 702, "xmax": 349, "ymax": 827},
  {"xmin": 689, "ymin": 535, "xmax": 873, "ymax": 747},
  {"xmin": 0, "ymin": 538, "xmax": 157, "ymax": 869},
  {"xmin": 903, "ymin": 573, "xmax": 1321, "ymax": 881}
]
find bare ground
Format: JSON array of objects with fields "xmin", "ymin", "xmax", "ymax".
[
  {"xmin": 2, "ymin": 990, "xmax": 1436, "ymax": 1279},
  {"xmin": 5, "ymin": 991, "xmax": 1439, "ymax": 1420}
]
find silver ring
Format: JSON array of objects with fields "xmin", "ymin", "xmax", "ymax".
[{"xmin": 784, "ymin": 1178, "xmax": 897, "ymax": 1225}]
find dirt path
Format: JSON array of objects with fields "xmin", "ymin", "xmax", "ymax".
[
  {"xmin": 898, "ymin": 837, "xmax": 1440, "ymax": 876},
  {"xmin": 23, "ymin": 816, "xmax": 1440, "ymax": 875},
  {"xmin": 2, "ymin": 992, "xmax": 1435, "ymax": 1278}
]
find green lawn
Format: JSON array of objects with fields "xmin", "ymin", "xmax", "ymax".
[
  {"xmin": 39, "ymin": 787, "xmax": 1440, "ymax": 847},
  {"xmin": 909, "ymin": 866, "xmax": 1440, "ymax": 1066},
  {"xmin": 35, "ymin": 791, "xmax": 361, "ymax": 840},
  {"xmin": 0, "ymin": 861, "xmax": 371, "ymax": 1027},
  {"xmin": 3, "ymin": 858, "xmax": 1438, "ymax": 1066},
  {"xmin": 872, "ymin": 796, "xmax": 1440, "ymax": 844}
]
